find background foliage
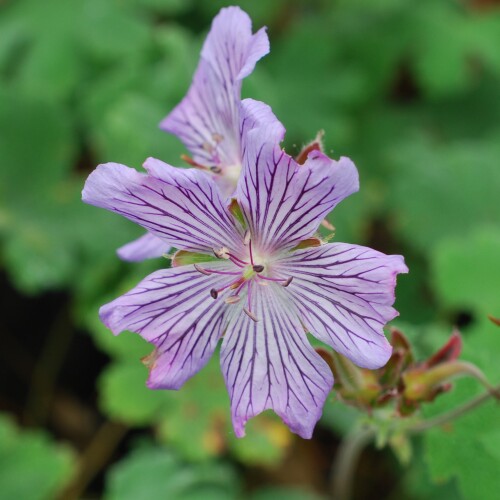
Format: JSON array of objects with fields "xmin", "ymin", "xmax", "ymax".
[{"xmin": 1, "ymin": 0, "xmax": 499, "ymax": 498}]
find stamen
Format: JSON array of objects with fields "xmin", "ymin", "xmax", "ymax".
[
  {"xmin": 252, "ymin": 264, "xmax": 264, "ymax": 273},
  {"xmin": 234, "ymin": 281, "xmax": 246, "ymax": 295},
  {"xmin": 249, "ymin": 239, "xmax": 254, "ymax": 265},
  {"xmin": 243, "ymin": 308, "xmax": 259, "ymax": 322},
  {"xmin": 194, "ymin": 264, "xmax": 212, "ymax": 276},
  {"xmin": 247, "ymin": 280, "xmax": 252, "ymax": 311},
  {"xmin": 225, "ymin": 295, "xmax": 241, "ymax": 304},
  {"xmin": 218, "ymin": 277, "xmax": 244, "ymax": 293},
  {"xmin": 202, "ymin": 141, "xmax": 214, "ymax": 153},
  {"xmin": 210, "ymin": 166, "xmax": 222, "ymax": 174},
  {"xmin": 213, "ymin": 247, "xmax": 229, "ymax": 259},
  {"xmin": 194, "ymin": 264, "xmax": 240, "ymax": 276},
  {"xmin": 210, "ymin": 289, "xmax": 218, "ymax": 299},
  {"xmin": 226, "ymin": 253, "xmax": 248, "ymax": 266},
  {"xmin": 256, "ymin": 274, "xmax": 293, "ymax": 287},
  {"xmin": 321, "ymin": 219, "xmax": 335, "ymax": 231},
  {"xmin": 257, "ymin": 274, "xmax": 287, "ymax": 283}
]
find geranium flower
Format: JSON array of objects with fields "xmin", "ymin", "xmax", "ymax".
[
  {"xmin": 118, "ymin": 7, "xmax": 269, "ymax": 262},
  {"xmin": 83, "ymin": 100, "xmax": 408, "ymax": 438}
]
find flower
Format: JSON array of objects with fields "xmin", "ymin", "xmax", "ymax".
[
  {"xmin": 83, "ymin": 99, "xmax": 408, "ymax": 438},
  {"xmin": 117, "ymin": 7, "xmax": 269, "ymax": 262}
]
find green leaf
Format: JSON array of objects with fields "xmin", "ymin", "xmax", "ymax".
[
  {"xmin": 0, "ymin": 414, "xmax": 74, "ymax": 500},
  {"xmin": 123, "ymin": 0, "xmax": 192, "ymax": 15},
  {"xmin": 423, "ymin": 378, "xmax": 500, "ymax": 500},
  {"xmin": 0, "ymin": 88, "xmax": 75, "ymax": 195},
  {"xmin": 77, "ymin": 0, "xmax": 152, "ymax": 63},
  {"xmin": 423, "ymin": 242, "xmax": 500, "ymax": 500},
  {"xmin": 250, "ymin": 487, "xmax": 326, "ymax": 500},
  {"xmin": 96, "ymin": 338, "xmax": 292, "ymax": 464},
  {"xmin": 156, "ymin": 355, "xmax": 292, "ymax": 464},
  {"xmin": 86, "ymin": 306, "xmax": 152, "ymax": 360},
  {"xmin": 412, "ymin": 3, "xmax": 471, "ymax": 97},
  {"xmin": 105, "ymin": 445, "xmax": 240, "ymax": 500},
  {"xmin": 432, "ymin": 227, "xmax": 500, "ymax": 317},
  {"xmin": 390, "ymin": 138, "xmax": 500, "ymax": 253},
  {"xmin": 99, "ymin": 361, "xmax": 169, "ymax": 425}
]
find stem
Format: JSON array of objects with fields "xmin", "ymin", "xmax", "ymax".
[
  {"xmin": 24, "ymin": 307, "xmax": 73, "ymax": 426},
  {"xmin": 330, "ymin": 425, "xmax": 375, "ymax": 500},
  {"xmin": 408, "ymin": 383, "xmax": 500, "ymax": 434},
  {"xmin": 58, "ymin": 420, "xmax": 128, "ymax": 500}
]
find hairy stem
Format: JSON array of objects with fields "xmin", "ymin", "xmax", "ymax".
[
  {"xmin": 330, "ymin": 425, "xmax": 375, "ymax": 500},
  {"xmin": 408, "ymin": 383, "xmax": 500, "ymax": 434}
]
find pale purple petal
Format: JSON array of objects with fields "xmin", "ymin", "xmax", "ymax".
[
  {"xmin": 117, "ymin": 233, "xmax": 170, "ymax": 262},
  {"xmin": 237, "ymin": 101, "xmax": 359, "ymax": 253},
  {"xmin": 160, "ymin": 7, "xmax": 269, "ymax": 169},
  {"xmin": 277, "ymin": 243, "xmax": 408, "ymax": 369},
  {"xmin": 82, "ymin": 159, "xmax": 244, "ymax": 254},
  {"xmin": 220, "ymin": 284, "xmax": 333, "ymax": 439},
  {"xmin": 239, "ymin": 98, "xmax": 285, "ymax": 146},
  {"xmin": 100, "ymin": 262, "xmax": 234, "ymax": 389}
]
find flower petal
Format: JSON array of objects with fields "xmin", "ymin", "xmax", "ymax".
[
  {"xmin": 239, "ymin": 98, "xmax": 285, "ymax": 145},
  {"xmin": 237, "ymin": 101, "xmax": 359, "ymax": 252},
  {"xmin": 117, "ymin": 233, "xmax": 170, "ymax": 262},
  {"xmin": 160, "ymin": 7, "xmax": 269, "ymax": 169},
  {"xmin": 100, "ymin": 262, "xmax": 234, "ymax": 389},
  {"xmin": 278, "ymin": 243, "xmax": 408, "ymax": 369},
  {"xmin": 82, "ymin": 159, "xmax": 243, "ymax": 254},
  {"xmin": 220, "ymin": 284, "xmax": 333, "ymax": 439}
]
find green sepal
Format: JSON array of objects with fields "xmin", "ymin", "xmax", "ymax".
[
  {"xmin": 228, "ymin": 198, "xmax": 247, "ymax": 229},
  {"xmin": 290, "ymin": 237, "xmax": 322, "ymax": 251},
  {"xmin": 172, "ymin": 250, "xmax": 218, "ymax": 267}
]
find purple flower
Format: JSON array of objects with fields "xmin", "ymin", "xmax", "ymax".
[
  {"xmin": 117, "ymin": 7, "xmax": 269, "ymax": 262},
  {"xmin": 83, "ymin": 100, "xmax": 408, "ymax": 438}
]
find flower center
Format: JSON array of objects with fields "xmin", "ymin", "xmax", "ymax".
[{"xmin": 193, "ymin": 239, "xmax": 292, "ymax": 322}]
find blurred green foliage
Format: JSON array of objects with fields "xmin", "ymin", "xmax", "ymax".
[
  {"xmin": 0, "ymin": 415, "xmax": 74, "ymax": 499},
  {"xmin": 1, "ymin": 0, "xmax": 500, "ymax": 498}
]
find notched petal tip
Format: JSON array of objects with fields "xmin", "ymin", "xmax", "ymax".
[
  {"xmin": 146, "ymin": 369, "xmax": 183, "ymax": 391},
  {"xmin": 98, "ymin": 302, "xmax": 123, "ymax": 336}
]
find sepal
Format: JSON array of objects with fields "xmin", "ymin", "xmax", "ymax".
[
  {"xmin": 172, "ymin": 250, "xmax": 219, "ymax": 267},
  {"xmin": 295, "ymin": 130, "xmax": 325, "ymax": 165}
]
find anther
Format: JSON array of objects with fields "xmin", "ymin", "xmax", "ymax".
[
  {"xmin": 202, "ymin": 141, "xmax": 214, "ymax": 153},
  {"xmin": 252, "ymin": 265, "xmax": 264, "ymax": 273},
  {"xmin": 282, "ymin": 277, "xmax": 293, "ymax": 287},
  {"xmin": 230, "ymin": 278, "xmax": 244, "ymax": 290},
  {"xmin": 244, "ymin": 231, "xmax": 251, "ymax": 245},
  {"xmin": 243, "ymin": 308, "xmax": 259, "ymax": 322},
  {"xmin": 210, "ymin": 166, "xmax": 222, "ymax": 174},
  {"xmin": 225, "ymin": 295, "xmax": 241, "ymax": 305},
  {"xmin": 194, "ymin": 264, "xmax": 212, "ymax": 276},
  {"xmin": 213, "ymin": 247, "xmax": 229, "ymax": 259},
  {"xmin": 210, "ymin": 288, "xmax": 218, "ymax": 299}
]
